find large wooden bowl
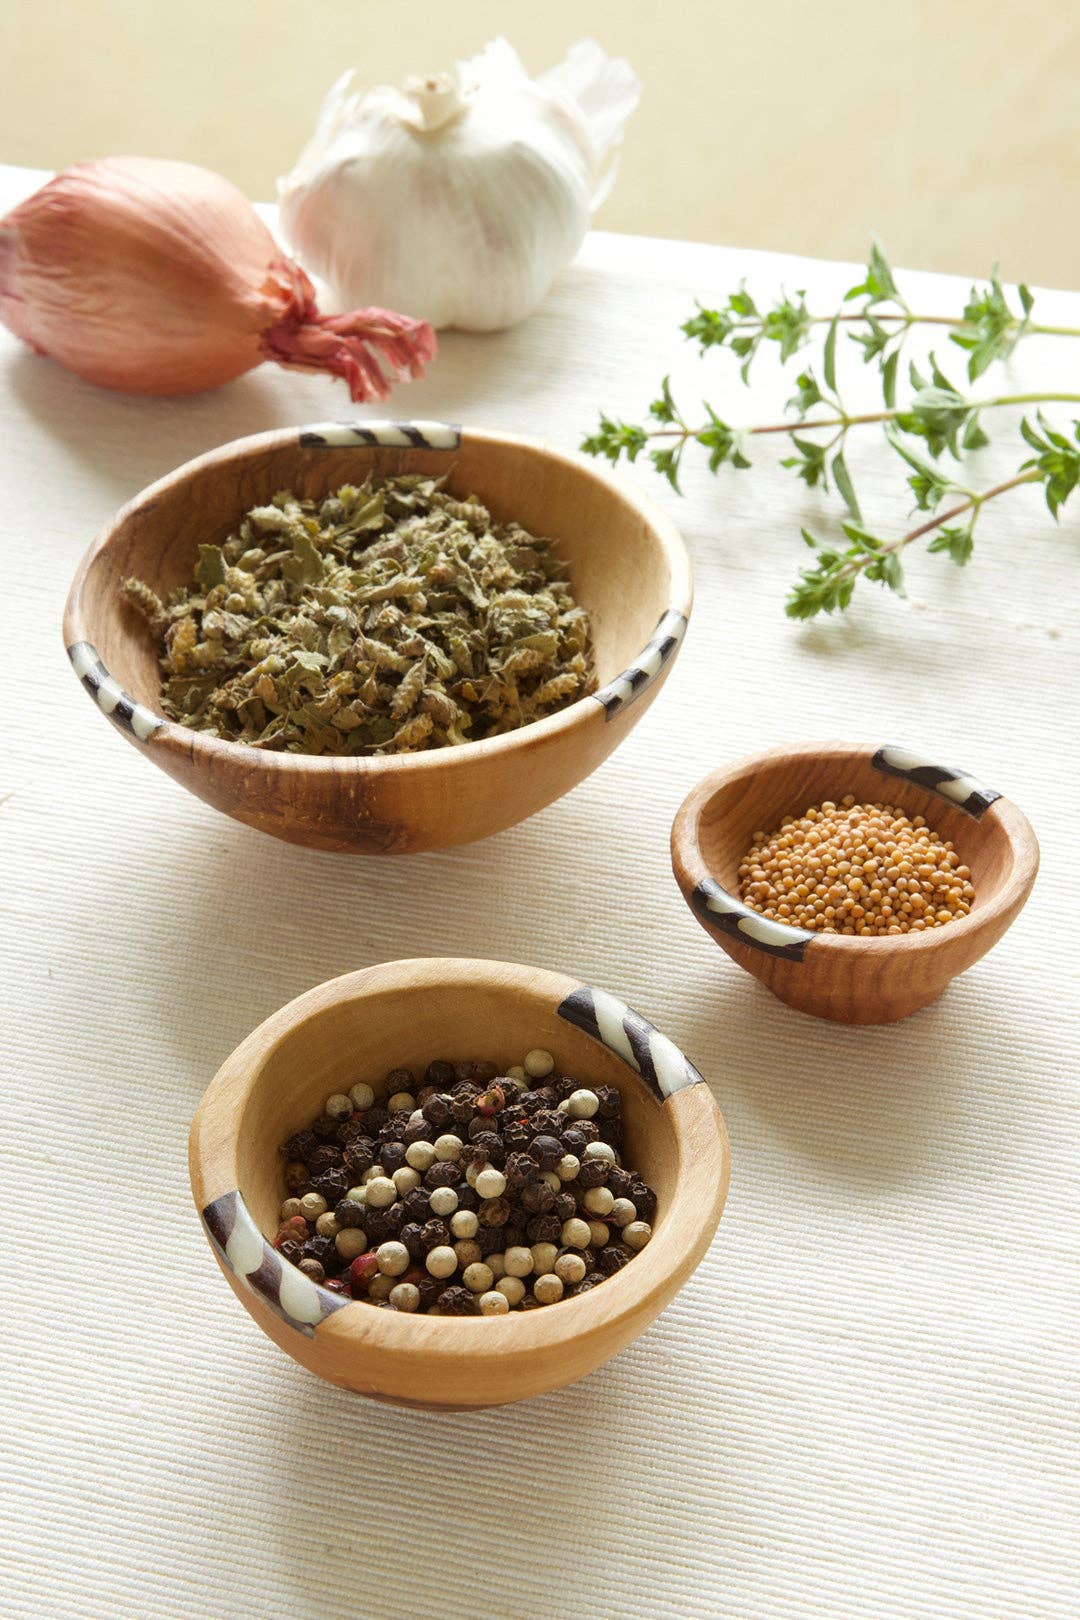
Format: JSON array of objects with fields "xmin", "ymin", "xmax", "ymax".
[
  {"xmin": 62, "ymin": 421, "xmax": 692, "ymax": 853},
  {"xmin": 671, "ymin": 743, "xmax": 1039, "ymax": 1024},
  {"xmin": 189, "ymin": 958, "xmax": 730, "ymax": 1410}
]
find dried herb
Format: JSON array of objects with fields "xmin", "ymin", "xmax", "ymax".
[
  {"xmin": 583, "ymin": 240, "xmax": 1080, "ymax": 618},
  {"xmin": 123, "ymin": 476, "xmax": 595, "ymax": 753}
]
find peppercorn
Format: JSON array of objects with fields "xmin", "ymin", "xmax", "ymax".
[
  {"xmin": 437, "ymin": 1285, "xmax": 479, "ymax": 1315},
  {"xmin": 334, "ymin": 1198, "xmax": 367, "ymax": 1229},
  {"xmin": 496, "ymin": 1276, "xmax": 526, "ymax": 1306},
  {"xmin": 378, "ymin": 1142, "xmax": 407, "ymax": 1175},
  {"xmin": 298, "ymin": 1257, "xmax": 325, "ymax": 1284},
  {"xmin": 520, "ymin": 1179, "xmax": 555, "ymax": 1215},
  {"xmin": 450, "ymin": 1095, "xmax": 475, "ymax": 1126},
  {"xmin": 574, "ymin": 1121, "xmax": 601, "ymax": 1143},
  {"xmin": 530, "ymin": 1242, "xmax": 558, "ymax": 1276},
  {"xmin": 450, "ymin": 1209, "xmax": 479, "ymax": 1239},
  {"xmin": 556, "ymin": 1154, "xmax": 581, "ymax": 1182},
  {"xmin": 583, "ymin": 1185, "xmax": 615, "ymax": 1217},
  {"xmin": 577, "ymin": 1160, "xmax": 609, "ymax": 1190},
  {"xmin": 387, "ymin": 1092, "xmax": 415, "ymax": 1116},
  {"xmin": 609, "ymin": 1197, "xmax": 637, "ymax": 1228},
  {"xmin": 278, "ymin": 1239, "xmax": 303, "ymax": 1265},
  {"xmin": 343, "ymin": 1140, "xmax": 375, "ymax": 1177},
  {"xmin": 456, "ymin": 1185, "xmax": 479, "ymax": 1212},
  {"xmin": 502, "ymin": 1118, "xmax": 533, "ymax": 1150},
  {"xmin": 524, "ymin": 1048, "xmax": 555, "ymax": 1078},
  {"xmin": 503, "ymin": 1245, "xmax": 534, "ymax": 1277},
  {"xmin": 471, "ymin": 1130, "xmax": 504, "ymax": 1165},
  {"xmin": 312, "ymin": 1167, "xmax": 349, "ymax": 1201},
  {"xmin": 561, "ymin": 1217, "xmax": 591, "ymax": 1249},
  {"xmin": 478, "ymin": 1195, "xmax": 511, "ymax": 1227},
  {"xmin": 598, "ymin": 1245, "xmax": 630, "ymax": 1274},
  {"xmin": 403, "ymin": 1118, "xmax": 432, "ymax": 1146},
  {"xmin": 475, "ymin": 1225, "xmax": 504, "ymax": 1257},
  {"xmin": 553, "ymin": 1192, "xmax": 578, "ymax": 1223},
  {"xmin": 393, "ymin": 1167, "xmax": 421, "ymax": 1198},
  {"xmin": 311, "ymin": 1115, "xmax": 339, "ymax": 1143},
  {"xmin": 501, "ymin": 1223, "xmax": 526, "ymax": 1250},
  {"xmin": 363, "ymin": 1176, "xmax": 396, "ymax": 1210},
  {"xmin": 623, "ymin": 1221, "xmax": 652, "ymax": 1250},
  {"xmin": 375, "ymin": 1240, "xmax": 410, "ymax": 1276},
  {"xmin": 400, "ymin": 1222, "xmax": 426, "ymax": 1261},
  {"xmin": 454, "ymin": 1239, "xmax": 483, "ymax": 1269},
  {"xmin": 606, "ymin": 1163, "xmax": 632, "ymax": 1194},
  {"xmin": 527, "ymin": 1214, "xmax": 563, "ymax": 1245},
  {"xmin": 475, "ymin": 1167, "xmax": 507, "ymax": 1200},
  {"xmin": 528, "ymin": 1134, "xmax": 563, "ymax": 1171},
  {"xmin": 349, "ymin": 1082, "xmax": 375, "ymax": 1110},
  {"xmin": 364, "ymin": 1105, "xmax": 389, "ymax": 1134},
  {"xmin": 630, "ymin": 1183, "xmax": 658, "ymax": 1222},
  {"xmin": 315, "ymin": 1212, "xmax": 339, "ymax": 1238},
  {"xmin": 389, "ymin": 1282, "xmax": 420, "ymax": 1312},
  {"xmin": 420, "ymin": 1219, "xmax": 451, "ymax": 1251},
  {"xmin": 560, "ymin": 1128, "xmax": 588, "ymax": 1157},
  {"xmin": 335, "ymin": 1227, "xmax": 369, "ymax": 1261},
  {"xmin": 424, "ymin": 1162, "xmax": 459, "ymax": 1189},
  {"xmin": 425, "ymin": 1245, "xmax": 457, "ymax": 1279},
  {"xmin": 503, "ymin": 1151, "xmax": 538, "ymax": 1190},
  {"xmin": 404, "ymin": 1186, "xmax": 433, "ymax": 1219},
  {"xmin": 533, "ymin": 1273, "xmax": 564, "ymax": 1305},
  {"xmin": 283, "ymin": 1161, "xmax": 309, "ymax": 1193},
  {"xmin": 425, "ymin": 1060, "xmax": 456, "ymax": 1088},
  {"xmin": 588, "ymin": 1220, "xmax": 611, "ymax": 1248},
  {"xmin": 417, "ymin": 1276, "xmax": 442, "ymax": 1310},
  {"xmin": 479, "ymin": 1290, "xmax": 509, "ymax": 1315},
  {"xmin": 283, "ymin": 1127, "xmax": 318, "ymax": 1161},
  {"xmin": 462, "ymin": 1262, "xmax": 494, "ymax": 1293},
  {"xmin": 555, "ymin": 1252, "xmax": 587, "ymax": 1285}
]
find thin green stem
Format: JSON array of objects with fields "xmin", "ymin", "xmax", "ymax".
[
  {"xmin": 835, "ymin": 468, "xmax": 1042, "ymax": 583},
  {"xmin": 715, "ymin": 312, "xmax": 1080, "ymax": 340},
  {"xmin": 647, "ymin": 392, "xmax": 1080, "ymax": 444}
]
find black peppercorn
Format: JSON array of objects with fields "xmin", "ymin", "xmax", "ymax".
[
  {"xmin": 334, "ymin": 1199, "xmax": 366, "ymax": 1229},
  {"xmin": 312, "ymin": 1115, "xmax": 338, "ymax": 1142},
  {"xmin": 470, "ymin": 1130, "xmax": 503, "ymax": 1165},
  {"xmin": 529, "ymin": 1134, "xmax": 563, "ymax": 1170},
  {"xmin": 518, "ymin": 1090, "xmax": 545, "ymax": 1113},
  {"xmin": 438, "ymin": 1285, "xmax": 479, "ymax": 1315},
  {"xmin": 425, "ymin": 1060, "xmax": 456, "ymax": 1088},
  {"xmin": 283, "ymin": 1162, "xmax": 309, "ymax": 1193},
  {"xmin": 467, "ymin": 1115, "xmax": 491, "ymax": 1141},
  {"xmin": 422, "ymin": 1093, "xmax": 454, "ymax": 1128},
  {"xmin": 420, "ymin": 1219, "xmax": 451, "ymax": 1250},
  {"xmin": 577, "ymin": 1160, "xmax": 608, "ymax": 1189},
  {"xmin": 631, "ymin": 1182, "xmax": 658, "ymax": 1221},
  {"xmin": 283, "ymin": 1128, "xmax": 318, "ymax": 1161},
  {"xmin": 278, "ymin": 1239, "xmax": 303, "ymax": 1264},
  {"xmin": 478, "ymin": 1195, "xmax": 511, "ymax": 1227},
  {"xmin": 520, "ymin": 1297, "xmax": 542, "ymax": 1310},
  {"xmin": 343, "ymin": 1138, "xmax": 375, "ymax": 1177},
  {"xmin": 304, "ymin": 1234, "xmax": 336, "ymax": 1265},
  {"xmin": 455, "ymin": 1185, "xmax": 479, "ymax": 1211},
  {"xmin": 312, "ymin": 1167, "xmax": 349, "ymax": 1201},
  {"xmin": 475, "ymin": 1225, "xmax": 503, "ymax": 1256},
  {"xmin": 520, "ymin": 1179, "xmax": 555, "ymax": 1215},
  {"xmin": 470, "ymin": 1059, "xmax": 499, "ymax": 1083},
  {"xmin": 380, "ymin": 1116, "xmax": 409, "ymax": 1144},
  {"xmin": 532, "ymin": 1109, "xmax": 564, "ymax": 1136},
  {"xmin": 362, "ymin": 1209, "xmax": 393, "ymax": 1244},
  {"xmin": 607, "ymin": 1166, "xmax": 633, "ymax": 1196},
  {"xmin": 403, "ymin": 1117, "xmax": 432, "ymax": 1144},
  {"xmin": 379, "ymin": 1142, "xmax": 407, "ymax": 1174},
  {"xmin": 383, "ymin": 1203, "xmax": 406, "ymax": 1234},
  {"xmin": 400, "ymin": 1222, "xmax": 426, "ymax": 1261},
  {"xmin": 527, "ymin": 1214, "xmax": 563, "ymax": 1245},
  {"xmin": 308, "ymin": 1144, "xmax": 342, "ymax": 1174},
  {"xmin": 501, "ymin": 1223, "xmax": 525, "ymax": 1250},
  {"xmin": 576, "ymin": 1276, "xmax": 603, "ymax": 1294},
  {"xmin": 450, "ymin": 1095, "xmax": 475, "ymax": 1126},
  {"xmin": 417, "ymin": 1277, "xmax": 442, "ymax": 1310},
  {"xmin": 574, "ymin": 1120, "xmax": 601, "ymax": 1143},
  {"xmin": 404, "ymin": 1187, "xmax": 432, "ymax": 1218},
  {"xmin": 502, "ymin": 1117, "xmax": 533, "ymax": 1150},
  {"xmin": 560, "ymin": 1127, "xmax": 588, "ymax": 1156},
  {"xmin": 553, "ymin": 1192, "xmax": 577, "ymax": 1222},
  {"xmin": 503, "ymin": 1151, "xmax": 538, "ymax": 1190},
  {"xmin": 594, "ymin": 1085, "xmax": 621, "ymax": 1119},
  {"xmin": 385, "ymin": 1066, "xmax": 415, "ymax": 1092},
  {"xmin": 424, "ymin": 1162, "xmax": 459, "ymax": 1189},
  {"xmin": 364, "ymin": 1105, "xmax": 389, "ymax": 1133},
  {"xmin": 598, "ymin": 1245, "xmax": 630, "ymax": 1274}
]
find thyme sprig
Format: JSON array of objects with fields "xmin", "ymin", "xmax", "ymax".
[{"xmin": 582, "ymin": 241, "xmax": 1080, "ymax": 618}]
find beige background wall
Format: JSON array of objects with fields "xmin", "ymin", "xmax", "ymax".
[{"xmin": 4, "ymin": 0, "xmax": 1079, "ymax": 287}]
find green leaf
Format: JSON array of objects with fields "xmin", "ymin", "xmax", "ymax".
[
  {"xmin": 786, "ymin": 368, "xmax": 824, "ymax": 416},
  {"xmin": 927, "ymin": 525, "xmax": 975, "ymax": 565},
  {"xmin": 831, "ymin": 451, "xmax": 861, "ymax": 519},
  {"xmin": 650, "ymin": 445, "xmax": 684, "ymax": 493},
  {"xmin": 649, "ymin": 376, "xmax": 680, "ymax": 425},
  {"xmin": 882, "ymin": 349, "xmax": 899, "ymax": 407},
  {"xmin": 196, "ymin": 544, "xmax": 227, "ymax": 591},
  {"xmin": 1019, "ymin": 283, "xmax": 1034, "ymax": 316},
  {"xmin": 581, "ymin": 415, "xmax": 649, "ymax": 464},
  {"xmin": 961, "ymin": 414, "xmax": 990, "ymax": 451},
  {"xmin": 841, "ymin": 522, "xmax": 883, "ymax": 553},
  {"xmin": 823, "ymin": 315, "xmax": 839, "ymax": 393}
]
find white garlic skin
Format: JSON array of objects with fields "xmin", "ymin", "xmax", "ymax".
[{"xmin": 279, "ymin": 38, "xmax": 639, "ymax": 332}]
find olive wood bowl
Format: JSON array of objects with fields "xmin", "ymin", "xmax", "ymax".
[
  {"xmin": 63, "ymin": 421, "xmax": 692, "ymax": 853},
  {"xmin": 189, "ymin": 958, "xmax": 729, "ymax": 1409},
  {"xmin": 671, "ymin": 742, "xmax": 1039, "ymax": 1024}
]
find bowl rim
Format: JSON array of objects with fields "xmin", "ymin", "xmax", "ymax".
[
  {"xmin": 189, "ymin": 956, "xmax": 730, "ymax": 1363},
  {"xmin": 63, "ymin": 421, "xmax": 694, "ymax": 775},
  {"xmin": 672, "ymin": 740, "xmax": 1040, "ymax": 959}
]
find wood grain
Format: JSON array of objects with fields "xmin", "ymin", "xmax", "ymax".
[
  {"xmin": 671, "ymin": 743, "xmax": 1040, "ymax": 1024},
  {"xmin": 189, "ymin": 959, "xmax": 729, "ymax": 1409},
  {"xmin": 63, "ymin": 426, "xmax": 692, "ymax": 853}
]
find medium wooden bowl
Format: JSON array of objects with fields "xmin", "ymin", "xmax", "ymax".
[
  {"xmin": 63, "ymin": 421, "xmax": 692, "ymax": 853},
  {"xmin": 189, "ymin": 958, "xmax": 729, "ymax": 1410},
  {"xmin": 671, "ymin": 743, "xmax": 1039, "ymax": 1024}
]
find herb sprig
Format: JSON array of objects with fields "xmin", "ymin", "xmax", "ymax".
[{"xmin": 583, "ymin": 242, "xmax": 1080, "ymax": 618}]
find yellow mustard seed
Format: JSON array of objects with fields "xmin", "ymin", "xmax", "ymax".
[{"xmin": 737, "ymin": 799, "xmax": 974, "ymax": 936}]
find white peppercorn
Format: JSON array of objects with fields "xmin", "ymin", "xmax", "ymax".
[
  {"xmin": 475, "ymin": 1167, "xmax": 507, "ymax": 1200},
  {"xmin": 530, "ymin": 1242, "xmax": 558, "ymax": 1275},
  {"xmin": 426, "ymin": 1245, "xmax": 457, "ymax": 1278},
  {"xmin": 335, "ymin": 1227, "xmax": 369, "ymax": 1260},
  {"xmin": 325, "ymin": 1092, "xmax": 353, "ymax": 1120},
  {"xmin": 524, "ymin": 1048, "xmax": 555, "ymax": 1078},
  {"xmin": 368, "ymin": 1273, "xmax": 395, "ymax": 1301},
  {"xmin": 464, "ymin": 1160, "xmax": 481, "ymax": 1188},
  {"xmin": 434, "ymin": 1133, "xmax": 464, "ymax": 1162},
  {"xmin": 503, "ymin": 1246, "xmax": 534, "ymax": 1278},
  {"xmin": 405, "ymin": 1141, "xmax": 436, "ymax": 1172},
  {"xmin": 554, "ymin": 1252, "xmax": 586, "ymax": 1285},
  {"xmin": 496, "ymin": 1276, "xmax": 526, "ymax": 1306},
  {"xmin": 393, "ymin": 1167, "xmax": 421, "ymax": 1196},
  {"xmin": 389, "ymin": 1282, "xmax": 420, "ymax": 1312},
  {"xmin": 362, "ymin": 1165, "xmax": 387, "ymax": 1185},
  {"xmin": 375, "ymin": 1240, "xmax": 410, "ymax": 1276},
  {"xmin": 486, "ymin": 1251, "xmax": 507, "ymax": 1280},
  {"xmin": 556, "ymin": 1154, "xmax": 581, "ymax": 1182},
  {"xmin": 450, "ymin": 1209, "xmax": 479, "ymax": 1239},
  {"xmin": 506, "ymin": 1065, "xmax": 526, "ymax": 1082},
  {"xmin": 623, "ymin": 1221, "xmax": 652, "ymax": 1250},
  {"xmin": 587, "ymin": 1220, "xmax": 610, "ymax": 1248},
  {"xmin": 609, "ymin": 1197, "xmax": 637, "ymax": 1227},
  {"xmin": 429, "ymin": 1186, "xmax": 459, "ymax": 1216},
  {"xmin": 533, "ymin": 1273, "xmax": 564, "ymax": 1305},
  {"xmin": 454, "ymin": 1239, "xmax": 483, "ymax": 1268},
  {"xmin": 583, "ymin": 1186, "xmax": 615, "ymax": 1217},
  {"xmin": 479, "ymin": 1290, "xmax": 509, "ymax": 1315},
  {"xmin": 315, "ymin": 1212, "xmax": 339, "ymax": 1238},
  {"xmin": 561, "ymin": 1217, "xmax": 591, "ymax": 1249},
  {"xmin": 299, "ymin": 1192, "xmax": 327, "ymax": 1220},
  {"xmin": 540, "ymin": 1171, "xmax": 562, "ymax": 1193},
  {"xmin": 388, "ymin": 1090, "xmax": 416, "ymax": 1114},
  {"xmin": 566, "ymin": 1089, "xmax": 599, "ymax": 1119},
  {"xmin": 349, "ymin": 1082, "xmax": 375, "ymax": 1109},
  {"xmin": 583, "ymin": 1141, "xmax": 617, "ymax": 1165},
  {"xmin": 364, "ymin": 1176, "xmax": 397, "ymax": 1209},
  {"xmin": 463, "ymin": 1262, "xmax": 494, "ymax": 1294},
  {"xmin": 279, "ymin": 1197, "xmax": 302, "ymax": 1220}
]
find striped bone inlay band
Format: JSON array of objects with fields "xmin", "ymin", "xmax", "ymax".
[
  {"xmin": 691, "ymin": 877, "xmax": 814, "ymax": 962},
  {"xmin": 298, "ymin": 420, "xmax": 461, "ymax": 451},
  {"xmin": 871, "ymin": 745, "xmax": 1001, "ymax": 818},
  {"xmin": 557, "ymin": 986, "xmax": 706, "ymax": 1101},
  {"xmin": 201, "ymin": 1189, "xmax": 348, "ymax": 1336},
  {"xmin": 594, "ymin": 609, "xmax": 687, "ymax": 722},
  {"xmin": 67, "ymin": 641, "xmax": 164, "ymax": 744}
]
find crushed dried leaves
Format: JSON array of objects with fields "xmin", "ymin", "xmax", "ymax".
[{"xmin": 122, "ymin": 476, "xmax": 596, "ymax": 753}]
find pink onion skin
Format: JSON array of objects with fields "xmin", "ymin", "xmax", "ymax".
[{"xmin": 0, "ymin": 157, "xmax": 435, "ymax": 399}]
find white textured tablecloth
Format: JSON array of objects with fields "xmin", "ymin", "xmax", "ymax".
[{"xmin": 2, "ymin": 163, "xmax": 1078, "ymax": 1619}]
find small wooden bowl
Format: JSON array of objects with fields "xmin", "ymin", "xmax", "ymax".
[
  {"xmin": 63, "ymin": 421, "xmax": 692, "ymax": 853},
  {"xmin": 189, "ymin": 958, "xmax": 729, "ymax": 1409},
  {"xmin": 671, "ymin": 743, "xmax": 1039, "ymax": 1024}
]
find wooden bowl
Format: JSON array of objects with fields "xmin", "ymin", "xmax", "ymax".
[
  {"xmin": 671, "ymin": 743, "xmax": 1039, "ymax": 1024},
  {"xmin": 189, "ymin": 958, "xmax": 729, "ymax": 1410},
  {"xmin": 63, "ymin": 421, "xmax": 692, "ymax": 853}
]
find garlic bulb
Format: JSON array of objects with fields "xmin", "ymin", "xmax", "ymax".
[{"xmin": 279, "ymin": 37, "xmax": 640, "ymax": 332}]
